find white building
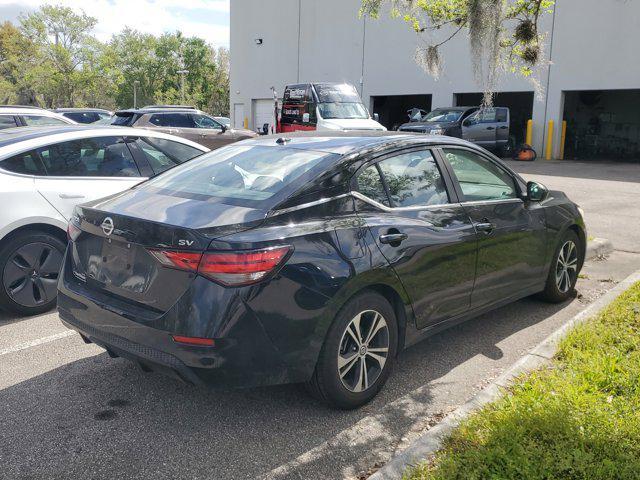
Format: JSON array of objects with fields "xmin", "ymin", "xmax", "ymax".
[{"xmin": 230, "ymin": 0, "xmax": 640, "ymax": 160}]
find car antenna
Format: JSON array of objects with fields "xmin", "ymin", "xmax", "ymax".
[{"xmin": 275, "ymin": 137, "xmax": 291, "ymax": 145}]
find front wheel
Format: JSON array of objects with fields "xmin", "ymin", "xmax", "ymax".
[
  {"xmin": 307, "ymin": 291, "xmax": 398, "ymax": 409},
  {"xmin": 538, "ymin": 230, "xmax": 582, "ymax": 303}
]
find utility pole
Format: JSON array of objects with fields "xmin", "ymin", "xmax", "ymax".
[
  {"xmin": 177, "ymin": 69, "xmax": 189, "ymax": 104},
  {"xmin": 133, "ymin": 80, "xmax": 140, "ymax": 109}
]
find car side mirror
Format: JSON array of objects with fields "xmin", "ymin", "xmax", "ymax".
[
  {"xmin": 302, "ymin": 112, "xmax": 310, "ymax": 123},
  {"xmin": 527, "ymin": 181, "xmax": 548, "ymax": 202},
  {"xmin": 373, "ymin": 113, "xmax": 380, "ymax": 122},
  {"xmin": 220, "ymin": 124, "xmax": 227, "ymax": 133}
]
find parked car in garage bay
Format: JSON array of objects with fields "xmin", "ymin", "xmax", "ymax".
[
  {"xmin": 0, "ymin": 125, "xmax": 208, "ymax": 315},
  {"xmin": 399, "ymin": 106, "xmax": 510, "ymax": 154},
  {"xmin": 111, "ymin": 105, "xmax": 257, "ymax": 149},
  {"xmin": 58, "ymin": 132, "xmax": 586, "ymax": 408}
]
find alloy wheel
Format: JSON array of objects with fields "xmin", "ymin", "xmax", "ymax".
[
  {"xmin": 337, "ymin": 309, "xmax": 390, "ymax": 393},
  {"xmin": 555, "ymin": 240, "xmax": 578, "ymax": 294},
  {"xmin": 2, "ymin": 242, "xmax": 62, "ymax": 307}
]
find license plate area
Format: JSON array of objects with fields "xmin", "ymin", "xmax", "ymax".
[{"xmin": 86, "ymin": 238, "xmax": 138, "ymax": 290}]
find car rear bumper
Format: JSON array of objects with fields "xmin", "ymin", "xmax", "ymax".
[{"xmin": 57, "ymin": 253, "xmax": 304, "ymax": 388}]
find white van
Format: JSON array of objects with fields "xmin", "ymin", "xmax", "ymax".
[{"xmin": 277, "ymin": 83, "xmax": 386, "ymax": 133}]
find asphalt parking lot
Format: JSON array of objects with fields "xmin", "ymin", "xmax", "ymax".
[{"xmin": 2, "ymin": 160, "xmax": 640, "ymax": 480}]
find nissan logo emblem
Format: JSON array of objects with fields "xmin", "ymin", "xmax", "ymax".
[{"xmin": 101, "ymin": 217, "xmax": 114, "ymax": 236}]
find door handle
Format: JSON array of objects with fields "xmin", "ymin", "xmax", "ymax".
[
  {"xmin": 475, "ymin": 222, "xmax": 496, "ymax": 234},
  {"xmin": 486, "ymin": 126, "xmax": 495, "ymax": 130},
  {"xmin": 59, "ymin": 194, "xmax": 85, "ymax": 199},
  {"xmin": 379, "ymin": 233, "xmax": 408, "ymax": 244},
  {"xmin": 499, "ymin": 125, "xmax": 508, "ymax": 129}
]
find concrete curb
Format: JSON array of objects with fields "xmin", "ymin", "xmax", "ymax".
[
  {"xmin": 585, "ymin": 237, "xmax": 613, "ymax": 260},
  {"xmin": 369, "ymin": 267, "xmax": 640, "ymax": 480}
]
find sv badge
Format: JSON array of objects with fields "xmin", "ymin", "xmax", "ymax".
[{"xmin": 178, "ymin": 239, "xmax": 195, "ymax": 247}]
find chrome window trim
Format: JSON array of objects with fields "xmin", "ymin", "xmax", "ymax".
[
  {"xmin": 459, "ymin": 197, "xmax": 524, "ymax": 207},
  {"xmin": 351, "ymin": 191, "xmax": 450, "ymax": 212},
  {"xmin": 269, "ymin": 191, "xmax": 452, "ymax": 217}
]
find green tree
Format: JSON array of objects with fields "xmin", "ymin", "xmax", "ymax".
[
  {"xmin": 19, "ymin": 5, "xmax": 100, "ymax": 107},
  {"xmin": 361, "ymin": 0, "xmax": 555, "ymax": 104}
]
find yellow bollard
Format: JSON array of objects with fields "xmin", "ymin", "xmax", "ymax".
[
  {"xmin": 244, "ymin": 117, "xmax": 249, "ymax": 129},
  {"xmin": 559, "ymin": 120, "xmax": 567, "ymax": 160},
  {"xmin": 525, "ymin": 119, "xmax": 533, "ymax": 146},
  {"xmin": 545, "ymin": 120, "xmax": 554, "ymax": 160}
]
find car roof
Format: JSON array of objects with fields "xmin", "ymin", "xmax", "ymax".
[
  {"xmin": 54, "ymin": 108, "xmax": 112, "ymax": 113},
  {"xmin": 0, "ymin": 106, "xmax": 67, "ymax": 116},
  {"xmin": 0, "ymin": 125, "xmax": 209, "ymax": 155},
  {"xmin": 114, "ymin": 107, "xmax": 202, "ymax": 115},
  {"xmin": 239, "ymin": 131, "xmax": 477, "ymax": 155},
  {"xmin": 431, "ymin": 106, "xmax": 476, "ymax": 111}
]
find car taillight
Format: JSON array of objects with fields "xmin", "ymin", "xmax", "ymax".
[
  {"xmin": 148, "ymin": 250, "xmax": 201, "ymax": 271},
  {"xmin": 148, "ymin": 246, "xmax": 292, "ymax": 287},
  {"xmin": 67, "ymin": 222, "xmax": 81, "ymax": 242},
  {"xmin": 199, "ymin": 246, "xmax": 292, "ymax": 286}
]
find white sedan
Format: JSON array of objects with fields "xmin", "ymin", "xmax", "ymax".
[{"xmin": 0, "ymin": 125, "xmax": 209, "ymax": 315}]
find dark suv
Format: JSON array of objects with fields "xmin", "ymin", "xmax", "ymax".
[{"xmin": 111, "ymin": 106, "xmax": 256, "ymax": 150}]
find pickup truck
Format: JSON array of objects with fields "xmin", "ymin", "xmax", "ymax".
[{"xmin": 398, "ymin": 106, "xmax": 510, "ymax": 153}]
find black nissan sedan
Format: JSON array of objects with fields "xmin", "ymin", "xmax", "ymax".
[{"xmin": 58, "ymin": 132, "xmax": 586, "ymax": 409}]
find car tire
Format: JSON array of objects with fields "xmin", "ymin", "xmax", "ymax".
[
  {"xmin": 0, "ymin": 230, "xmax": 66, "ymax": 316},
  {"xmin": 538, "ymin": 230, "xmax": 582, "ymax": 303},
  {"xmin": 307, "ymin": 291, "xmax": 398, "ymax": 409}
]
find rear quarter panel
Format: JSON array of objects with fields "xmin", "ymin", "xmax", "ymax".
[
  {"xmin": 0, "ymin": 172, "xmax": 67, "ymax": 242},
  {"xmin": 206, "ymin": 197, "xmax": 412, "ymax": 381}
]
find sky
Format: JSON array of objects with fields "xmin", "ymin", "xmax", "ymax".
[{"xmin": 0, "ymin": 0, "xmax": 230, "ymax": 47}]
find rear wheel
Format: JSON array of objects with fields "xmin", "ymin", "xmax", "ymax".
[
  {"xmin": 308, "ymin": 291, "xmax": 397, "ymax": 409},
  {"xmin": 538, "ymin": 230, "xmax": 581, "ymax": 303},
  {"xmin": 0, "ymin": 231, "xmax": 66, "ymax": 316}
]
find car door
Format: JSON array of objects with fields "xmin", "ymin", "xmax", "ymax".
[
  {"xmin": 461, "ymin": 108, "xmax": 498, "ymax": 147},
  {"xmin": 189, "ymin": 113, "xmax": 234, "ymax": 149},
  {"xmin": 440, "ymin": 147, "xmax": 547, "ymax": 309},
  {"xmin": 495, "ymin": 107, "xmax": 510, "ymax": 148},
  {"xmin": 354, "ymin": 147, "xmax": 478, "ymax": 330},
  {"xmin": 32, "ymin": 136, "xmax": 145, "ymax": 220}
]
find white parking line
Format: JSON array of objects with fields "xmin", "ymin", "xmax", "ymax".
[{"xmin": 0, "ymin": 330, "xmax": 77, "ymax": 356}]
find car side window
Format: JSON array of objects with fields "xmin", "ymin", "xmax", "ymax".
[
  {"xmin": 22, "ymin": 115, "xmax": 69, "ymax": 126},
  {"xmin": 443, "ymin": 148, "xmax": 517, "ymax": 201},
  {"xmin": 151, "ymin": 113, "xmax": 194, "ymax": 128},
  {"xmin": 191, "ymin": 114, "xmax": 222, "ymax": 129},
  {"xmin": 135, "ymin": 137, "xmax": 204, "ymax": 175},
  {"xmin": 37, "ymin": 136, "xmax": 140, "ymax": 177},
  {"xmin": 356, "ymin": 164, "xmax": 390, "ymax": 206},
  {"xmin": 0, "ymin": 115, "xmax": 18, "ymax": 129},
  {"xmin": 377, "ymin": 150, "xmax": 449, "ymax": 207},
  {"xmin": 477, "ymin": 108, "xmax": 497, "ymax": 124},
  {"xmin": 0, "ymin": 150, "xmax": 45, "ymax": 175}
]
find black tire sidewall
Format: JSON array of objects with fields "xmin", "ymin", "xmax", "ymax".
[
  {"xmin": 313, "ymin": 291, "xmax": 398, "ymax": 409},
  {"xmin": 0, "ymin": 231, "xmax": 66, "ymax": 316}
]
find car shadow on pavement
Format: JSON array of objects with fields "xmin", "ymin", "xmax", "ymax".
[{"xmin": 0, "ymin": 297, "xmax": 571, "ymax": 480}]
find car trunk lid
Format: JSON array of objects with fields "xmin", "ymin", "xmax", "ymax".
[{"xmin": 69, "ymin": 190, "xmax": 268, "ymax": 312}]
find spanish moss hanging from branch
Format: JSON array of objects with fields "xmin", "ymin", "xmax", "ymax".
[{"xmin": 361, "ymin": 0, "xmax": 555, "ymax": 105}]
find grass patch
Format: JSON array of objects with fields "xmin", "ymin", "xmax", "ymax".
[{"xmin": 406, "ymin": 282, "xmax": 640, "ymax": 480}]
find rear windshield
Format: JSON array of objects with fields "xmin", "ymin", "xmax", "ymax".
[
  {"xmin": 143, "ymin": 145, "xmax": 336, "ymax": 204},
  {"xmin": 112, "ymin": 113, "xmax": 135, "ymax": 126}
]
